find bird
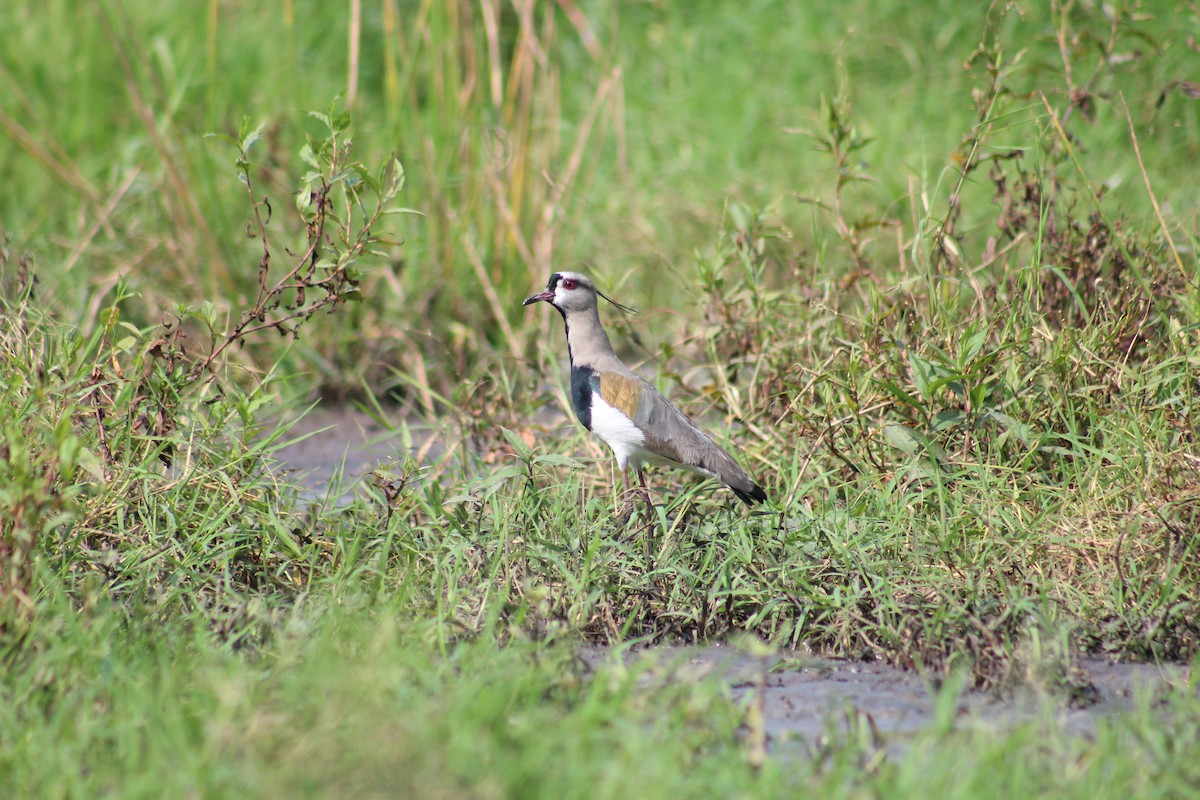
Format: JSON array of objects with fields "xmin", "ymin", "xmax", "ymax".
[{"xmin": 523, "ymin": 271, "xmax": 766, "ymax": 520}]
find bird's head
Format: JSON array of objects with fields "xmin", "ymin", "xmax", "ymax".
[{"xmin": 523, "ymin": 272, "xmax": 635, "ymax": 316}]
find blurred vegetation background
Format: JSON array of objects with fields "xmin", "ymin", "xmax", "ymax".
[{"xmin": 5, "ymin": 0, "xmax": 1195, "ymax": 399}]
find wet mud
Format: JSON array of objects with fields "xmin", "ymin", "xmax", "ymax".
[
  {"xmin": 587, "ymin": 645, "xmax": 1191, "ymax": 749},
  {"xmin": 270, "ymin": 407, "xmax": 401, "ymax": 496}
]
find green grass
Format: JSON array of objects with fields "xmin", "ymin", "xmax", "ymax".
[
  {"xmin": 4, "ymin": 596, "xmax": 1200, "ymax": 798},
  {"xmin": 4, "ymin": 0, "xmax": 1200, "ymax": 795}
]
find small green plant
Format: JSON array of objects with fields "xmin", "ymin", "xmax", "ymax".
[
  {"xmin": 793, "ymin": 77, "xmax": 879, "ymax": 279},
  {"xmin": 200, "ymin": 107, "xmax": 411, "ymax": 375}
]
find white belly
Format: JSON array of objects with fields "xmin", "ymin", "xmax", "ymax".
[{"xmin": 588, "ymin": 393, "xmax": 645, "ymax": 470}]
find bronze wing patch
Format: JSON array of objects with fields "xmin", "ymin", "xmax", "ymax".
[{"xmin": 597, "ymin": 372, "xmax": 643, "ymax": 420}]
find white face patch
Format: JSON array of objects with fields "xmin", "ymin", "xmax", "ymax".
[
  {"xmin": 553, "ymin": 271, "xmax": 590, "ymax": 307},
  {"xmin": 588, "ymin": 392, "xmax": 645, "ymax": 470}
]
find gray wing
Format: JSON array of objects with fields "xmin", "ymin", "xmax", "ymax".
[{"xmin": 633, "ymin": 379, "xmax": 764, "ymax": 501}]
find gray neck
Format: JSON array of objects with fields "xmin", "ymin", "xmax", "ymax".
[{"xmin": 562, "ymin": 306, "xmax": 623, "ymax": 371}]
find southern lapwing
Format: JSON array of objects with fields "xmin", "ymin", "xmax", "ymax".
[{"xmin": 524, "ymin": 271, "xmax": 766, "ymax": 519}]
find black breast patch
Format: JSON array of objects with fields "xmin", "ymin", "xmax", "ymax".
[{"xmin": 570, "ymin": 365, "xmax": 597, "ymax": 430}]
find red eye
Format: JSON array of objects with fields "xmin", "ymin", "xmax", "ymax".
[{"xmin": 561, "ymin": 278, "xmax": 576, "ymax": 290}]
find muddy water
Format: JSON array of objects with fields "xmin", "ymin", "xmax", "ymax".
[
  {"xmin": 585, "ymin": 645, "xmax": 1190, "ymax": 748},
  {"xmin": 270, "ymin": 407, "xmax": 404, "ymax": 497},
  {"xmin": 273, "ymin": 406, "xmax": 1193, "ymax": 744}
]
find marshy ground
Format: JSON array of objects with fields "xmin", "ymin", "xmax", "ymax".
[
  {"xmin": 282, "ymin": 408, "xmax": 1197, "ymax": 742},
  {"xmin": 282, "ymin": 409, "xmax": 1196, "ymax": 750}
]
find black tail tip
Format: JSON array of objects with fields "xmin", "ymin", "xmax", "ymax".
[{"xmin": 731, "ymin": 482, "xmax": 767, "ymax": 505}]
